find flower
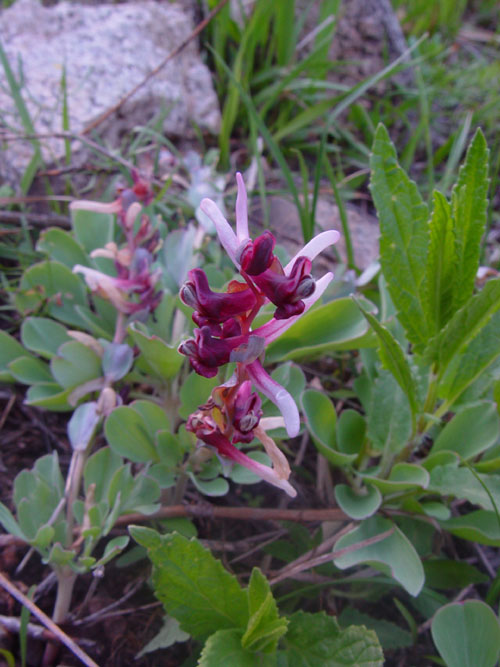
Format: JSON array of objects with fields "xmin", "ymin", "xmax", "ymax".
[
  {"xmin": 180, "ymin": 172, "xmax": 340, "ymax": 495},
  {"xmin": 180, "ymin": 268, "xmax": 257, "ymax": 327},
  {"xmin": 187, "ymin": 384, "xmax": 296, "ymax": 497},
  {"xmin": 70, "ymin": 170, "xmax": 153, "ymax": 222},
  {"xmin": 74, "ymin": 248, "xmax": 161, "ymax": 315}
]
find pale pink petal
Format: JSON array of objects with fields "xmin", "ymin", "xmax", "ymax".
[
  {"xmin": 259, "ymin": 416, "xmax": 285, "ymax": 431},
  {"xmin": 73, "ymin": 265, "xmax": 131, "ymax": 313},
  {"xmin": 254, "ymin": 425, "xmax": 291, "ymax": 480},
  {"xmin": 284, "ymin": 230, "xmax": 340, "ymax": 274},
  {"xmin": 200, "ymin": 198, "xmax": 239, "ymax": 265},
  {"xmin": 253, "ymin": 272, "xmax": 333, "ymax": 344},
  {"xmin": 70, "ymin": 200, "xmax": 121, "ymax": 214},
  {"xmin": 235, "ymin": 172, "xmax": 249, "ymax": 242},
  {"xmin": 246, "ymin": 360, "xmax": 300, "ymax": 437},
  {"xmin": 222, "ymin": 443, "xmax": 296, "ymax": 497}
]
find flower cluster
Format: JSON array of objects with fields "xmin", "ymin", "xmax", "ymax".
[
  {"xmin": 72, "ymin": 171, "xmax": 162, "ymax": 316},
  {"xmin": 179, "ymin": 173, "xmax": 339, "ymax": 496}
]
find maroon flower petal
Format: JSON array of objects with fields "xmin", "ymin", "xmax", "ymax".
[
  {"xmin": 239, "ymin": 231, "xmax": 276, "ymax": 276},
  {"xmin": 180, "ymin": 268, "xmax": 257, "ymax": 325},
  {"xmin": 253, "ymin": 256, "xmax": 315, "ymax": 320}
]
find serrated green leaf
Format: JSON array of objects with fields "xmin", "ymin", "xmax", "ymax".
[
  {"xmin": 450, "ymin": 129, "xmax": 490, "ymax": 313},
  {"xmin": 278, "ymin": 610, "xmax": 384, "ymax": 666},
  {"xmin": 424, "ymin": 277, "xmax": 500, "ymax": 383},
  {"xmin": 357, "ymin": 305, "xmax": 418, "ymax": 420},
  {"xmin": 334, "ymin": 516, "xmax": 424, "ymax": 596},
  {"xmin": 432, "ymin": 600, "xmax": 500, "ymax": 667},
  {"xmin": 242, "ymin": 568, "xmax": 288, "ymax": 653},
  {"xmin": 424, "ymin": 190, "xmax": 456, "ymax": 333},
  {"xmin": 438, "ymin": 309, "xmax": 500, "ymax": 405},
  {"xmin": 199, "ymin": 629, "xmax": 266, "ymax": 667},
  {"xmin": 136, "ymin": 616, "xmax": 189, "ymax": 658},
  {"xmin": 21, "ymin": 315, "xmax": 71, "ymax": 359},
  {"xmin": 338, "ymin": 608, "xmax": 412, "ymax": 651},
  {"xmin": 370, "ymin": 123, "xmax": 430, "ymax": 349},
  {"xmin": 129, "ymin": 530, "xmax": 249, "ymax": 640}
]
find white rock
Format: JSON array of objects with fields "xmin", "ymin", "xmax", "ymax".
[{"xmin": 0, "ymin": 0, "xmax": 220, "ymax": 184}]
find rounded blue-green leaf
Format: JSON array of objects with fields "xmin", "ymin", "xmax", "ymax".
[
  {"xmin": 8, "ymin": 356, "xmax": 52, "ymax": 384},
  {"xmin": 25, "ymin": 383, "xmax": 73, "ymax": 411},
  {"xmin": 188, "ymin": 474, "xmax": 229, "ymax": 497},
  {"xmin": 21, "ymin": 317, "xmax": 70, "ymax": 359},
  {"xmin": 362, "ymin": 463, "xmax": 429, "ymax": 494},
  {"xmin": 336, "ymin": 409, "xmax": 366, "ymax": 455},
  {"xmin": 71, "ymin": 208, "xmax": 114, "ymax": 254},
  {"xmin": 16, "ymin": 260, "xmax": 87, "ymax": 327},
  {"xmin": 431, "ymin": 401, "xmax": 500, "ymax": 459},
  {"xmin": 265, "ymin": 296, "xmax": 377, "ymax": 363},
  {"xmin": 302, "ymin": 389, "xmax": 357, "ymax": 466},
  {"xmin": 335, "ymin": 484, "xmax": 382, "ymax": 520},
  {"xmin": 431, "ymin": 600, "xmax": 500, "ymax": 667},
  {"xmin": 68, "ymin": 402, "xmax": 100, "ymax": 452},
  {"xmin": 179, "ymin": 371, "xmax": 219, "ymax": 420},
  {"xmin": 128, "ymin": 323, "xmax": 183, "ymax": 380},
  {"xmin": 131, "ymin": 401, "xmax": 170, "ymax": 438},
  {"xmin": 50, "ymin": 341, "xmax": 102, "ymax": 389},
  {"xmin": 0, "ymin": 330, "xmax": 26, "ymax": 382},
  {"xmin": 37, "ymin": 227, "xmax": 88, "ymax": 269},
  {"xmin": 334, "ymin": 515, "xmax": 424, "ymax": 596},
  {"xmin": 105, "ymin": 406, "xmax": 159, "ymax": 463},
  {"xmin": 102, "ymin": 343, "xmax": 134, "ymax": 381}
]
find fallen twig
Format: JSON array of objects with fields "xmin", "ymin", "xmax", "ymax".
[
  {"xmin": 0, "ymin": 210, "xmax": 70, "ymax": 229},
  {"xmin": 0, "ymin": 571, "xmax": 99, "ymax": 667},
  {"xmin": 269, "ymin": 526, "xmax": 395, "ymax": 585},
  {"xmin": 117, "ymin": 504, "xmax": 349, "ymax": 525}
]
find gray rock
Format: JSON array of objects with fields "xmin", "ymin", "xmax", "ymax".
[
  {"xmin": 261, "ymin": 195, "xmax": 379, "ymax": 272},
  {"xmin": 0, "ymin": 0, "xmax": 220, "ymax": 185}
]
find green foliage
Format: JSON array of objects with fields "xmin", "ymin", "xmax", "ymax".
[
  {"xmin": 334, "ymin": 516, "xmax": 425, "ymax": 597},
  {"xmin": 131, "ymin": 528, "xmax": 384, "ymax": 665},
  {"xmin": 431, "ymin": 601, "xmax": 500, "ymax": 667}
]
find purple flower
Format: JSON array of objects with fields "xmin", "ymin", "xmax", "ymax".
[
  {"xmin": 187, "ymin": 406, "xmax": 296, "ymax": 497},
  {"xmin": 180, "ymin": 172, "xmax": 340, "ymax": 495},
  {"xmin": 180, "ymin": 268, "xmax": 257, "ymax": 327}
]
